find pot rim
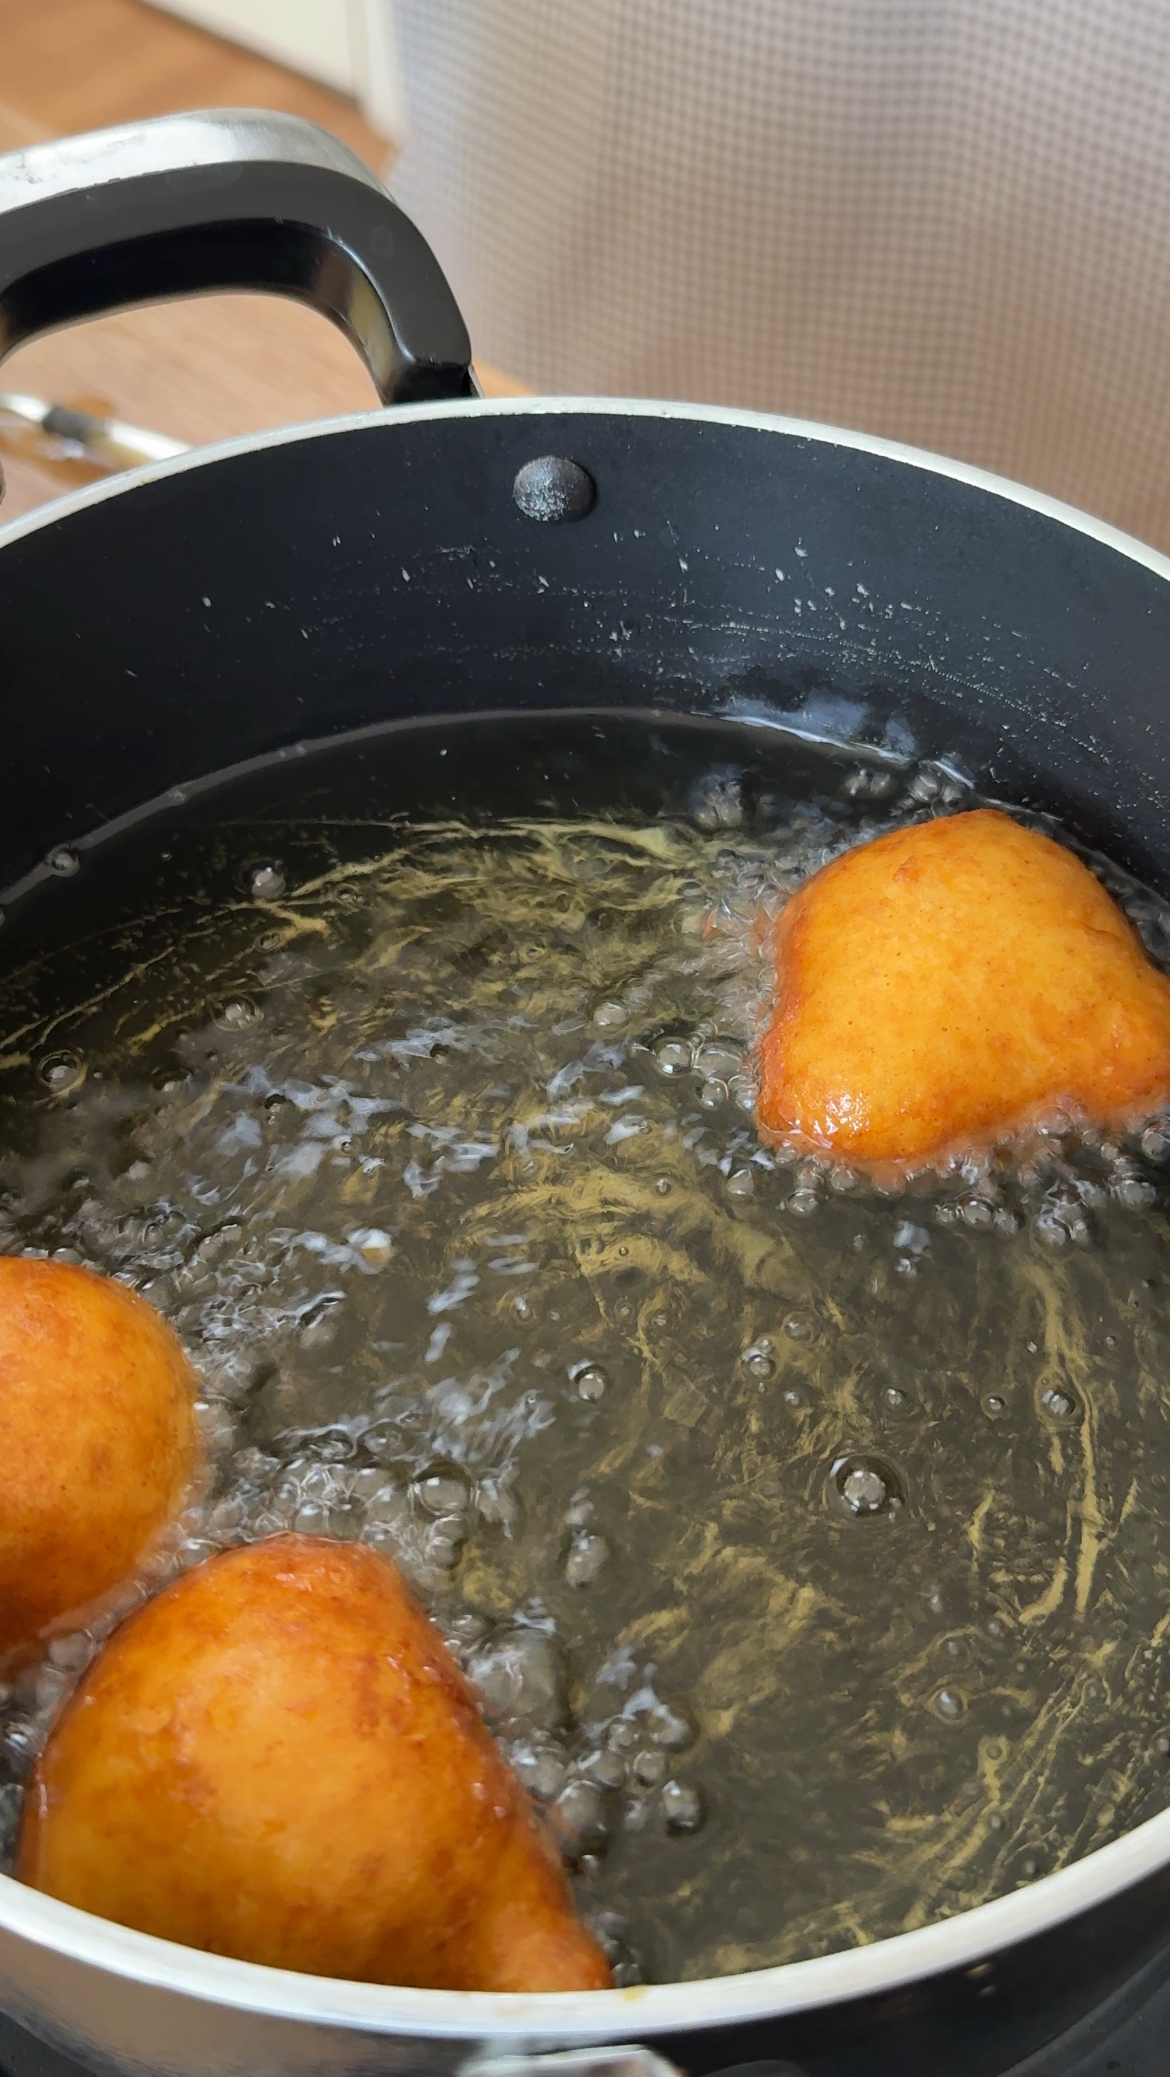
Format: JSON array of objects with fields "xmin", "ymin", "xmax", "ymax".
[
  {"xmin": 3, "ymin": 392, "xmax": 1169, "ymax": 2037},
  {"xmin": 6, "ymin": 1804, "xmax": 1170, "ymax": 2039}
]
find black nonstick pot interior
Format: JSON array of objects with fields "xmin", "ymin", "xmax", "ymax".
[{"xmin": 1, "ymin": 403, "xmax": 1167, "ymax": 914}]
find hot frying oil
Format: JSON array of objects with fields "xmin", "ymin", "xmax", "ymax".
[{"xmin": 1, "ymin": 714, "xmax": 1170, "ymax": 1984}]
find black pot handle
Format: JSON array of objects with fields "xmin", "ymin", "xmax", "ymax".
[{"xmin": 0, "ymin": 109, "xmax": 474, "ymax": 405}]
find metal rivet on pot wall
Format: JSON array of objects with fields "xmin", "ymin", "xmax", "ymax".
[{"xmin": 513, "ymin": 455, "xmax": 596, "ymax": 522}]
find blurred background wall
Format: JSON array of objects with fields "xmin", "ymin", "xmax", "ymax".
[{"xmin": 7, "ymin": 0, "xmax": 1170, "ymax": 560}]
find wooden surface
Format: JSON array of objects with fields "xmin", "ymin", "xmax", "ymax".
[
  {"xmin": 0, "ymin": 0, "xmax": 386, "ymax": 157},
  {"xmin": 0, "ymin": 0, "xmax": 526, "ymax": 524}
]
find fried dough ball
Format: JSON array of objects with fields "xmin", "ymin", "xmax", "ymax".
[
  {"xmin": 758, "ymin": 808, "xmax": 1170, "ymax": 1168},
  {"xmin": 19, "ymin": 1536, "xmax": 612, "ymax": 1994},
  {"xmin": 0, "ymin": 1258, "xmax": 197, "ymax": 1665}
]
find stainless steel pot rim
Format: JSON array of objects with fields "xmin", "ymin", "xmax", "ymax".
[
  {"xmin": 2, "ymin": 393, "xmax": 1168, "ymax": 2035},
  {"xmin": 4, "ymin": 1800, "xmax": 1170, "ymax": 2036}
]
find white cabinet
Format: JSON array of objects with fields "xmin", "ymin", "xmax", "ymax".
[
  {"xmin": 147, "ymin": 1, "xmax": 374, "ymax": 96},
  {"xmin": 146, "ymin": 1, "xmax": 406, "ymax": 143}
]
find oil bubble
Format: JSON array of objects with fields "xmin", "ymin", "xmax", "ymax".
[
  {"xmin": 46, "ymin": 846, "xmax": 79, "ymax": 877},
  {"xmin": 637, "ymin": 1698, "xmax": 696, "ymax": 1752},
  {"xmin": 511, "ymin": 1741, "xmax": 569, "ymax": 1802},
  {"xmin": 832, "ymin": 1453, "xmax": 903, "ymax": 1518},
  {"xmin": 691, "ymin": 774, "xmax": 743, "ymax": 831},
  {"xmin": 655, "ymin": 1039, "xmax": 692, "ymax": 1076},
  {"xmin": 593, "ymin": 1000, "xmax": 627, "ymax": 1030},
  {"xmin": 467, "ymin": 1629, "xmax": 568, "ymax": 1731},
  {"xmin": 249, "ymin": 862, "xmax": 286, "ymax": 901},
  {"xmin": 292, "ymin": 1501, "xmax": 329, "ymax": 1536},
  {"xmin": 843, "ymin": 1467, "xmax": 887, "ymax": 1511},
  {"xmin": 412, "ymin": 1466, "xmax": 471, "ymax": 1517},
  {"xmin": 362, "ymin": 1420, "xmax": 403, "ymax": 1464},
  {"xmin": 570, "ymin": 1362, "xmax": 609, "ymax": 1401},
  {"xmin": 1040, "ymin": 1385, "xmax": 1078, "ymax": 1424},
  {"xmin": 588, "ymin": 1911, "xmax": 634, "ymax": 1974},
  {"xmin": 349, "ymin": 1227, "xmax": 393, "ymax": 1270},
  {"xmin": 211, "ymin": 998, "xmax": 261, "ymax": 1032},
  {"xmin": 38, "ymin": 1050, "xmax": 84, "ymax": 1095},
  {"xmin": 1114, "ymin": 1174, "xmax": 1157, "ymax": 1210},
  {"xmin": 695, "ymin": 1039, "xmax": 746, "ymax": 1081},
  {"xmin": 329, "ymin": 1499, "xmax": 364, "ymax": 1540},
  {"xmin": 607, "ymin": 1717, "xmax": 640, "ymax": 1754},
  {"xmin": 741, "ymin": 1343, "xmax": 775, "ymax": 1380},
  {"xmin": 565, "ymin": 1532, "xmax": 610, "ymax": 1587},
  {"xmin": 631, "ymin": 1748, "xmax": 667, "ymax": 1788},
  {"xmin": 424, "ymin": 1517, "xmax": 466, "ymax": 1570},
  {"xmin": 46, "ymin": 1632, "xmax": 93, "ymax": 1675},
  {"xmin": 304, "ymin": 1448, "xmax": 351, "ymax": 1486},
  {"xmin": 661, "ymin": 1779, "xmax": 705, "ymax": 1833},
  {"xmin": 298, "ymin": 1300, "xmax": 341, "ymax": 1348},
  {"xmin": 364, "ymin": 1488, "xmax": 408, "ymax": 1534},
  {"xmin": 829, "ymin": 1165, "xmax": 859, "ymax": 1193},
  {"xmin": 580, "ymin": 1748, "xmax": 627, "ymax": 1792},
  {"xmin": 698, "ymin": 1078, "xmax": 728, "ymax": 1110},
  {"xmin": 982, "ymin": 1394, "xmax": 1007, "ymax": 1418},
  {"xmin": 444, "ymin": 1611, "xmax": 486, "ymax": 1661},
  {"xmin": 934, "ymin": 1688, "xmax": 966, "ymax": 1721},
  {"xmin": 551, "ymin": 1780, "xmax": 608, "ymax": 1858}
]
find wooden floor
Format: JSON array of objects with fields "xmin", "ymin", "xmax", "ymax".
[{"xmin": 0, "ymin": 0, "xmax": 522, "ymax": 522}]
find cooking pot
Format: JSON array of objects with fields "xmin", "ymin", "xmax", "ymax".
[{"xmin": 2, "ymin": 108, "xmax": 1170, "ymax": 2077}]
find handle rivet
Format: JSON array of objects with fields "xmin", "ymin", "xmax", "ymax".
[{"xmin": 513, "ymin": 455, "xmax": 596, "ymax": 522}]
